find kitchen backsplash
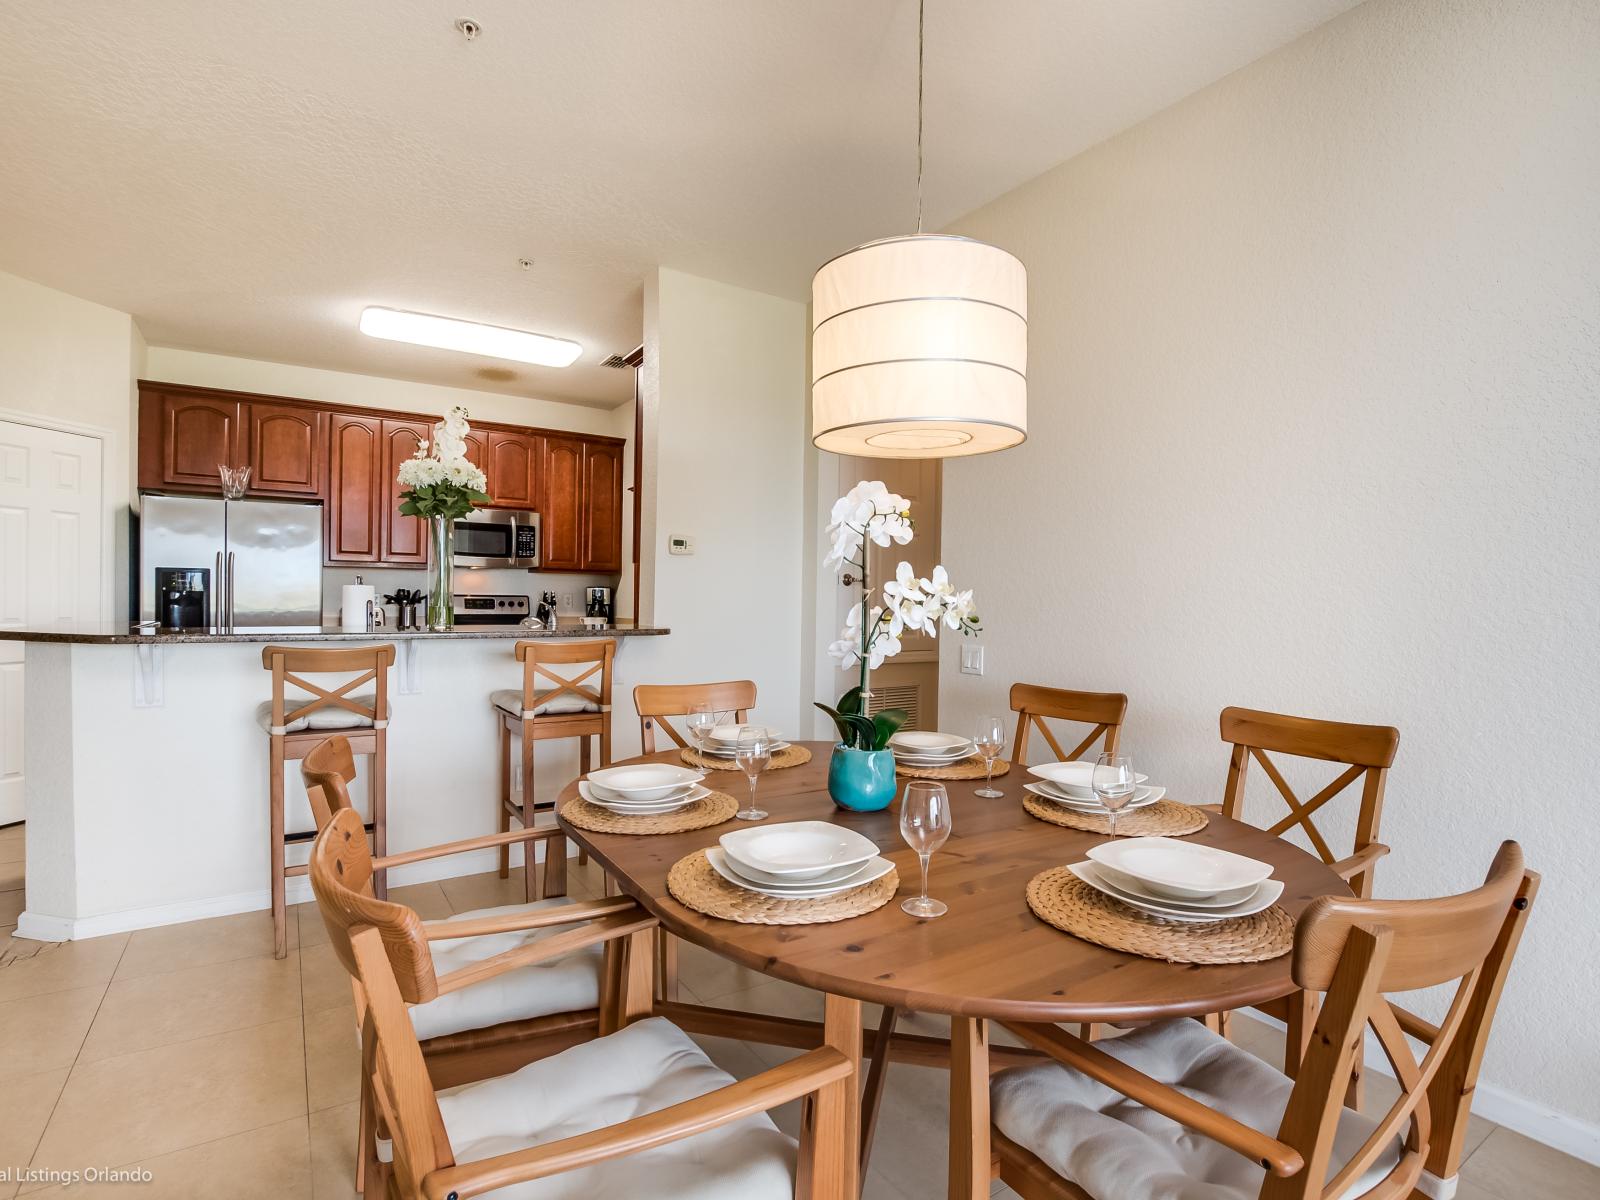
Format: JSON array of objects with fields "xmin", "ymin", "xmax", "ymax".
[{"xmin": 321, "ymin": 566, "xmax": 619, "ymax": 624}]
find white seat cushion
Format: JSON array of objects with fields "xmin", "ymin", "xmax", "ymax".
[
  {"xmin": 434, "ymin": 1016, "xmax": 796, "ymax": 1199},
  {"xmin": 411, "ymin": 899, "xmax": 603, "ymax": 1043},
  {"xmin": 991, "ymin": 1019, "xmax": 1401, "ymax": 1200},
  {"xmin": 255, "ymin": 694, "xmax": 379, "ymax": 734},
  {"xmin": 491, "ymin": 688, "xmax": 601, "ymax": 720}
]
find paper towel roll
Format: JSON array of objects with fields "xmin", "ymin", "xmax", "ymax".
[{"xmin": 341, "ymin": 584, "xmax": 376, "ymax": 631}]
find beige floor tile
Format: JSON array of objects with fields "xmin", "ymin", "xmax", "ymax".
[
  {"xmin": 0, "ymin": 986, "xmax": 103, "ymax": 1080},
  {"xmin": 295, "ymin": 900, "xmax": 328, "ymax": 948},
  {"xmin": 308, "ymin": 1100, "xmax": 360, "ymax": 1200},
  {"xmin": 0, "ymin": 890, "xmax": 23, "ymax": 929},
  {"xmin": 305, "ymin": 1005, "xmax": 362, "ymax": 1113},
  {"xmin": 1452, "ymin": 1183, "xmax": 1506, "ymax": 1200},
  {"xmin": 31, "ymin": 1116, "xmax": 311, "ymax": 1199},
  {"xmin": 0, "ymin": 1069, "xmax": 68, "ymax": 1183},
  {"xmin": 675, "ymin": 938, "xmax": 784, "ymax": 1002},
  {"xmin": 0, "ymin": 858, "xmax": 22, "ymax": 890},
  {"xmin": 80, "ymin": 953, "xmax": 302, "ymax": 1062},
  {"xmin": 0, "ymin": 933, "xmax": 128, "ymax": 1003},
  {"xmin": 438, "ymin": 868, "xmax": 539, "ymax": 913},
  {"xmin": 301, "ymin": 942, "xmax": 357, "ymax": 1015},
  {"xmin": 1460, "ymin": 1128, "xmax": 1600, "ymax": 1200},
  {"xmin": 31, "ymin": 1017, "xmax": 307, "ymax": 1173},
  {"xmin": 0, "ymin": 835, "xmax": 23, "ymax": 866},
  {"xmin": 116, "ymin": 909, "xmax": 296, "ymax": 981}
]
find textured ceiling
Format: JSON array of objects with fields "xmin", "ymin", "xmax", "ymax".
[{"xmin": 0, "ymin": 0, "xmax": 1361, "ymax": 409}]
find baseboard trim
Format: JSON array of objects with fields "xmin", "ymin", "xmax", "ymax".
[{"xmin": 1238, "ymin": 1012, "xmax": 1600, "ymax": 1168}]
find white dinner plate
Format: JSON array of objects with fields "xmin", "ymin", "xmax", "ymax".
[
  {"xmin": 1027, "ymin": 761, "xmax": 1150, "ymax": 799},
  {"xmin": 720, "ymin": 820, "xmax": 880, "ymax": 879},
  {"xmin": 888, "ymin": 731, "xmax": 974, "ymax": 754},
  {"xmin": 716, "ymin": 854, "xmax": 875, "ymax": 888},
  {"xmin": 894, "ymin": 753, "xmax": 979, "ymax": 767},
  {"xmin": 893, "ymin": 746, "xmax": 975, "ymax": 762},
  {"xmin": 706, "ymin": 723, "xmax": 776, "ymax": 744},
  {"xmin": 586, "ymin": 778, "xmax": 698, "ymax": 805},
  {"xmin": 707, "ymin": 848, "xmax": 894, "ymax": 899},
  {"xmin": 578, "ymin": 781, "xmax": 707, "ymax": 813},
  {"xmin": 1088, "ymin": 860, "xmax": 1260, "ymax": 908},
  {"xmin": 694, "ymin": 740, "xmax": 792, "ymax": 758},
  {"xmin": 1067, "ymin": 862, "xmax": 1283, "ymax": 923},
  {"xmin": 1022, "ymin": 781, "xmax": 1163, "ymax": 811},
  {"xmin": 585, "ymin": 763, "xmax": 706, "ymax": 801},
  {"xmin": 1087, "ymin": 836, "xmax": 1274, "ymax": 900}
]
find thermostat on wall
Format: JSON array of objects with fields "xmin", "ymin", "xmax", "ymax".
[{"xmin": 668, "ymin": 535, "xmax": 694, "ymax": 555}]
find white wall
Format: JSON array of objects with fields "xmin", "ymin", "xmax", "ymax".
[
  {"xmin": 937, "ymin": 0, "xmax": 1600, "ymax": 1146},
  {"xmin": 0, "ymin": 269, "xmax": 142, "ymax": 617}
]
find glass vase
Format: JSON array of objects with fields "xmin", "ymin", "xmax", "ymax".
[{"xmin": 426, "ymin": 516, "xmax": 454, "ymax": 631}]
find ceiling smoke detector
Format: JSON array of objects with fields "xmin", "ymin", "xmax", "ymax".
[{"xmin": 453, "ymin": 18, "xmax": 482, "ymax": 41}]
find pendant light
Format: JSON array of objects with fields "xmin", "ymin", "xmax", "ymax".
[{"xmin": 811, "ymin": 0, "xmax": 1027, "ymax": 459}]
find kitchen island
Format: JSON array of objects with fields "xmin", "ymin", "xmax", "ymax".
[{"xmin": 2, "ymin": 623, "xmax": 668, "ymax": 941}]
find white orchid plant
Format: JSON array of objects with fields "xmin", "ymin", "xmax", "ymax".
[
  {"xmin": 817, "ymin": 481, "xmax": 980, "ymax": 751},
  {"xmin": 396, "ymin": 406, "xmax": 490, "ymax": 520}
]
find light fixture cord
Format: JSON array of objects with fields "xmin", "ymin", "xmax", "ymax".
[{"xmin": 915, "ymin": 0, "xmax": 925, "ymax": 234}]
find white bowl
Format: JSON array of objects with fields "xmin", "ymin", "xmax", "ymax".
[
  {"xmin": 706, "ymin": 848, "xmax": 894, "ymax": 898},
  {"xmin": 720, "ymin": 820, "xmax": 880, "ymax": 880},
  {"xmin": 1087, "ymin": 836, "xmax": 1273, "ymax": 900},
  {"xmin": 707, "ymin": 723, "xmax": 774, "ymax": 744},
  {"xmin": 577, "ymin": 780, "xmax": 704, "ymax": 813},
  {"xmin": 889, "ymin": 731, "xmax": 973, "ymax": 753},
  {"xmin": 1068, "ymin": 862, "xmax": 1284, "ymax": 923},
  {"xmin": 1027, "ymin": 761, "xmax": 1149, "ymax": 798},
  {"xmin": 585, "ymin": 763, "xmax": 705, "ymax": 801}
]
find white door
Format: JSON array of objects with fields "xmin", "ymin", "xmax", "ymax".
[{"xmin": 0, "ymin": 421, "xmax": 104, "ymax": 825}]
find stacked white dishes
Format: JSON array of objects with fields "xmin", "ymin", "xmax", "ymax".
[
  {"xmin": 888, "ymin": 730, "xmax": 976, "ymax": 766},
  {"xmin": 694, "ymin": 723, "xmax": 793, "ymax": 758},
  {"xmin": 1024, "ymin": 761, "xmax": 1164, "ymax": 812},
  {"xmin": 709, "ymin": 821, "xmax": 893, "ymax": 899},
  {"xmin": 580, "ymin": 763, "xmax": 709, "ymax": 814},
  {"xmin": 1069, "ymin": 836, "xmax": 1282, "ymax": 922}
]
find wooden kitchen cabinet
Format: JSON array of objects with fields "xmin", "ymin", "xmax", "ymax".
[
  {"xmin": 540, "ymin": 434, "xmax": 585, "ymax": 570},
  {"xmin": 325, "ymin": 413, "xmax": 384, "ymax": 563},
  {"xmin": 138, "ymin": 389, "xmax": 244, "ymax": 492},
  {"xmin": 486, "ymin": 430, "xmax": 540, "ymax": 509},
  {"xmin": 582, "ymin": 438, "xmax": 624, "ymax": 572},
  {"xmin": 380, "ymin": 418, "xmax": 431, "ymax": 565},
  {"xmin": 248, "ymin": 403, "xmax": 325, "ymax": 496}
]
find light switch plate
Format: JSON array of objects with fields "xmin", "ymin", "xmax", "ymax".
[
  {"xmin": 668, "ymin": 535, "xmax": 694, "ymax": 555},
  {"xmin": 960, "ymin": 644, "xmax": 984, "ymax": 676}
]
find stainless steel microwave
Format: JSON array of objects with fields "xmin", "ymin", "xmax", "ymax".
[{"xmin": 453, "ymin": 509, "xmax": 540, "ymax": 569}]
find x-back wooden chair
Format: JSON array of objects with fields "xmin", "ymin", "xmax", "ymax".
[
  {"xmin": 1009, "ymin": 683, "xmax": 1128, "ymax": 766},
  {"xmin": 309, "ymin": 806, "xmax": 861, "ymax": 1200},
  {"xmin": 634, "ymin": 679, "xmax": 758, "ymax": 754},
  {"xmin": 990, "ymin": 842, "xmax": 1537, "ymax": 1200},
  {"xmin": 261, "ymin": 643, "xmax": 395, "ymax": 959}
]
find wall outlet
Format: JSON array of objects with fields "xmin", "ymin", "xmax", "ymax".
[
  {"xmin": 668, "ymin": 535, "xmax": 694, "ymax": 555},
  {"xmin": 960, "ymin": 644, "xmax": 985, "ymax": 676},
  {"xmin": 559, "ymin": 593, "xmax": 572, "ymax": 609}
]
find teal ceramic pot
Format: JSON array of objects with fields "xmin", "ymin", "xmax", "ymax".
[{"xmin": 828, "ymin": 743, "xmax": 898, "ymax": 812}]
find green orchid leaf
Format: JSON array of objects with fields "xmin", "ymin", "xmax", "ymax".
[
  {"xmin": 837, "ymin": 686, "xmax": 863, "ymax": 716},
  {"xmin": 813, "ymin": 702, "xmax": 856, "ymax": 747},
  {"xmin": 870, "ymin": 707, "xmax": 909, "ymax": 750},
  {"xmin": 841, "ymin": 713, "xmax": 877, "ymax": 751}
]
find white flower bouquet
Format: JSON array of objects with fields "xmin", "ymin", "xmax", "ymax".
[{"xmin": 397, "ymin": 406, "xmax": 490, "ymax": 520}]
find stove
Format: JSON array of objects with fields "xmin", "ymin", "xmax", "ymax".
[{"xmin": 451, "ymin": 593, "xmax": 530, "ymax": 625}]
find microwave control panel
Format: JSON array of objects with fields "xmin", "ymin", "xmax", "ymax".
[{"xmin": 514, "ymin": 525, "xmax": 539, "ymax": 558}]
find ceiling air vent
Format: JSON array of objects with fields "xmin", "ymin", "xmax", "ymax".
[
  {"xmin": 600, "ymin": 345, "xmax": 646, "ymax": 369},
  {"xmin": 599, "ymin": 355, "xmax": 631, "ymax": 369}
]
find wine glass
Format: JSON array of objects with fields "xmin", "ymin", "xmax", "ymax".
[
  {"xmin": 733, "ymin": 728, "xmax": 771, "ymax": 821},
  {"xmin": 973, "ymin": 715, "xmax": 1006, "ymax": 798},
  {"xmin": 900, "ymin": 780, "xmax": 953, "ymax": 918},
  {"xmin": 1092, "ymin": 752, "xmax": 1138, "ymax": 838},
  {"xmin": 686, "ymin": 703, "xmax": 716, "ymax": 760}
]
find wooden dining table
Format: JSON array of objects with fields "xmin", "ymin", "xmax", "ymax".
[{"xmin": 555, "ymin": 740, "xmax": 1352, "ymax": 1200}]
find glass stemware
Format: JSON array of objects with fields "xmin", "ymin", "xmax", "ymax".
[
  {"xmin": 974, "ymin": 715, "xmax": 1006, "ymax": 798},
  {"xmin": 1092, "ymin": 752, "xmax": 1138, "ymax": 838},
  {"xmin": 899, "ymin": 780, "xmax": 952, "ymax": 918},
  {"xmin": 733, "ymin": 728, "xmax": 771, "ymax": 821},
  {"xmin": 686, "ymin": 703, "xmax": 715, "ymax": 759}
]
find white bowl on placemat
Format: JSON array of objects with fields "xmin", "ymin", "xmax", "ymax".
[
  {"xmin": 706, "ymin": 723, "xmax": 775, "ymax": 744},
  {"xmin": 586, "ymin": 763, "xmax": 705, "ymax": 801},
  {"xmin": 1027, "ymin": 761, "xmax": 1149, "ymax": 799},
  {"xmin": 720, "ymin": 821, "xmax": 879, "ymax": 881},
  {"xmin": 1067, "ymin": 861, "xmax": 1282, "ymax": 922},
  {"xmin": 1023, "ymin": 781, "xmax": 1164, "ymax": 812},
  {"xmin": 578, "ymin": 780, "xmax": 706, "ymax": 814},
  {"xmin": 1087, "ymin": 836, "xmax": 1273, "ymax": 901},
  {"xmin": 706, "ymin": 847, "xmax": 893, "ymax": 899}
]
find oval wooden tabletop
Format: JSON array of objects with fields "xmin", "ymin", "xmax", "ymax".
[{"xmin": 557, "ymin": 741, "xmax": 1351, "ymax": 1023}]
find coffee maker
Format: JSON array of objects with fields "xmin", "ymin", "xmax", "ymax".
[
  {"xmin": 155, "ymin": 567, "xmax": 210, "ymax": 630},
  {"xmin": 584, "ymin": 587, "xmax": 614, "ymax": 626}
]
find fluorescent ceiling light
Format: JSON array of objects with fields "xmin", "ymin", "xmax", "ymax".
[{"xmin": 359, "ymin": 306, "xmax": 582, "ymax": 367}]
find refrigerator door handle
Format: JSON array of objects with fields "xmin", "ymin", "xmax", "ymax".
[
  {"xmin": 226, "ymin": 551, "xmax": 236, "ymax": 630},
  {"xmin": 214, "ymin": 551, "xmax": 224, "ymax": 628}
]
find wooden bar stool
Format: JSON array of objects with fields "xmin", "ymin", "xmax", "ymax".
[
  {"xmin": 494, "ymin": 639, "xmax": 615, "ymax": 903},
  {"xmin": 260, "ymin": 643, "xmax": 395, "ymax": 960}
]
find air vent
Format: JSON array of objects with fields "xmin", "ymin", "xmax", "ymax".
[
  {"xmin": 868, "ymin": 684, "xmax": 922, "ymax": 731},
  {"xmin": 599, "ymin": 355, "xmax": 631, "ymax": 369},
  {"xmin": 600, "ymin": 345, "xmax": 646, "ymax": 369}
]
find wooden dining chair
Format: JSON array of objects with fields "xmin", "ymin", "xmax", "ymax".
[
  {"xmin": 493, "ymin": 639, "xmax": 616, "ymax": 903},
  {"xmin": 303, "ymin": 735, "xmax": 611, "ymax": 1194},
  {"xmin": 634, "ymin": 679, "xmax": 758, "ymax": 753},
  {"xmin": 309, "ymin": 806, "xmax": 861, "ymax": 1200},
  {"xmin": 261, "ymin": 643, "xmax": 395, "ymax": 959},
  {"xmin": 988, "ymin": 841, "xmax": 1537, "ymax": 1200},
  {"xmin": 1009, "ymin": 683, "xmax": 1128, "ymax": 766}
]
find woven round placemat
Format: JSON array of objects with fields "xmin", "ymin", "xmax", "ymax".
[
  {"xmin": 1022, "ymin": 793, "xmax": 1208, "ymax": 838},
  {"xmin": 896, "ymin": 757, "xmax": 1012, "ymax": 781},
  {"xmin": 681, "ymin": 744, "xmax": 813, "ymax": 772},
  {"xmin": 667, "ymin": 850, "xmax": 899, "ymax": 925},
  {"xmin": 1026, "ymin": 866, "xmax": 1292, "ymax": 964},
  {"xmin": 560, "ymin": 791, "xmax": 738, "ymax": 836}
]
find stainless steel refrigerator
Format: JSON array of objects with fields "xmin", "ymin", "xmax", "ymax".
[{"xmin": 139, "ymin": 494, "xmax": 324, "ymax": 630}]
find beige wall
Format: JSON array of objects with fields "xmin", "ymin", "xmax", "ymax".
[{"xmin": 936, "ymin": 0, "xmax": 1600, "ymax": 1147}]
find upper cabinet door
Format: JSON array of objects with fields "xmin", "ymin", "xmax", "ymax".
[
  {"xmin": 139, "ymin": 389, "xmax": 244, "ymax": 492},
  {"xmin": 540, "ymin": 434, "xmax": 584, "ymax": 570},
  {"xmin": 325, "ymin": 413, "xmax": 383, "ymax": 563},
  {"xmin": 486, "ymin": 430, "xmax": 538, "ymax": 508},
  {"xmin": 582, "ymin": 440, "xmax": 624, "ymax": 572},
  {"xmin": 248, "ymin": 403, "xmax": 325, "ymax": 496},
  {"xmin": 380, "ymin": 418, "xmax": 431, "ymax": 565}
]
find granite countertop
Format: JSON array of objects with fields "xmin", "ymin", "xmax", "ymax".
[{"xmin": 0, "ymin": 623, "xmax": 669, "ymax": 645}]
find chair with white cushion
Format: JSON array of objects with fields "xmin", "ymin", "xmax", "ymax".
[
  {"xmin": 303, "ymin": 737, "xmax": 608, "ymax": 1194},
  {"xmin": 989, "ymin": 842, "xmax": 1537, "ymax": 1200},
  {"xmin": 308, "ymin": 805, "xmax": 861, "ymax": 1200},
  {"xmin": 261, "ymin": 643, "xmax": 395, "ymax": 960},
  {"xmin": 493, "ymin": 638, "xmax": 615, "ymax": 902}
]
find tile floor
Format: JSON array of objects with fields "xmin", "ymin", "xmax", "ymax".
[{"xmin": 0, "ymin": 827, "xmax": 1592, "ymax": 1199}]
